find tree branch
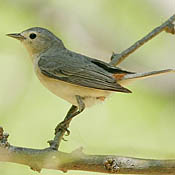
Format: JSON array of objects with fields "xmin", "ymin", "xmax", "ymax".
[
  {"xmin": 110, "ymin": 14, "xmax": 175, "ymax": 66},
  {"xmin": 1, "ymin": 127, "xmax": 175, "ymax": 174}
]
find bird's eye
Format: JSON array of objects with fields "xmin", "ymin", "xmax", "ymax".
[{"xmin": 29, "ymin": 33, "xmax": 37, "ymax": 39}]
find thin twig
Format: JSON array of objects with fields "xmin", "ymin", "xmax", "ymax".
[{"xmin": 110, "ymin": 14, "xmax": 175, "ymax": 66}]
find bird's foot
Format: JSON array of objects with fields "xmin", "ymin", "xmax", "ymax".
[{"xmin": 55, "ymin": 121, "xmax": 70, "ymax": 136}]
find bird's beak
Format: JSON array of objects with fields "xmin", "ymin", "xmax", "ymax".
[{"xmin": 6, "ymin": 33, "xmax": 26, "ymax": 40}]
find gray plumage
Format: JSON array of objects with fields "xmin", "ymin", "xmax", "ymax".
[
  {"xmin": 7, "ymin": 27, "xmax": 174, "ymax": 105},
  {"xmin": 23, "ymin": 27, "xmax": 133, "ymax": 93},
  {"xmin": 38, "ymin": 49, "xmax": 133, "ymax": 93},
  {"xmin": 7, "ymin": 27, "xmax": 175, "ymax": 120}
]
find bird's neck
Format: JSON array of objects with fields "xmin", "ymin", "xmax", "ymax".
[{"xmin": 28, "ymin": 39, "xmax": 66, "ymax": 63}]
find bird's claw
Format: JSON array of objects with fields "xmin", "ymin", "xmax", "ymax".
[
  {"xmin": 62, "ymin": 137, "xmax": 68, "ymax": 141},
  {"xmin": 65, "ymin": 129, "xmax": 70, "ymax": 136},
  {"xmin": 55, "ymin": 121, "xmax": 70, "ymax": 137}
]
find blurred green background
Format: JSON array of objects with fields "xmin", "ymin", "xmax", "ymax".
[{"xmin": 0, "ymin": 0, "xmax": 175, "ymax": 174}]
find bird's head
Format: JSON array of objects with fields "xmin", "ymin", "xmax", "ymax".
[{"xmin": 7, "ymin": 27, "xmax": 64, "ymax": 56}]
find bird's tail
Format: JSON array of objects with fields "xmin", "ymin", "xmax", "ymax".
[{"xmin": 118, "ymin": 68, "xmax": 175, "ymax": 84}]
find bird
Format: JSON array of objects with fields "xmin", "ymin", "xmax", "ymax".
[{"xmin": 7, "ymin": 27, "xmax": 175, "ymax": 135}]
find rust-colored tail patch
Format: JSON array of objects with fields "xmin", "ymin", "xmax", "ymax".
[
  {"xmin": 96, "ymin": 96, "xmax": 106, "ymax": 101},
  {"xmin": 113, "ymin": 73, "xmax": 126, "ymax": 81}
]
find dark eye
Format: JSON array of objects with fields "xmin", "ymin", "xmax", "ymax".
[{"xmin": 29, "ymin": 33, "xmax": 37, "ymax": 39}]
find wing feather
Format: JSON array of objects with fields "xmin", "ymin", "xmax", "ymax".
[{"xmin": 38, "ymin": 55, "xmax": 132, "ymax": 93}]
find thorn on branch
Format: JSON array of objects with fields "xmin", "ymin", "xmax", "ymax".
[
  {"xmin": 0, "ymin": 126, "xmax": 10, "ymax": 148},
  {"xmin": 71, "ymin": 146, "xmax": 84, "ymax": 156},
  {"xmin": 47, "ymin": 139, "xmax": 55, "ymax": 146},
  {"xmin": 110, "ymin": 52, "xmax": 119, "ymax": 61}
]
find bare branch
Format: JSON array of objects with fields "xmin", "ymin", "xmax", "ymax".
[
  {"xmin": 110, "ymin": 14, "xmax": 175, "ymax": 66},
  {"xmin": 0, "ymin": 126, "xmax": 175, "ymax": 174}
]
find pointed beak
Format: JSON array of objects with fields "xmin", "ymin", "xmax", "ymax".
[{"xmin": 6, "ymin": 33, "xmax": 26, "ymax": 40}]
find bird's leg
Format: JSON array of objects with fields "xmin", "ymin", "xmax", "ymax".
[
  {"xmin": 55, "ymin": 95, "xmax": 85, "ymax": 135},
  {"xmin": 54, "ymin": 105, "xmax": 78, "ymax": 135},
  {"xmin": 49, "ymin": 96, "xmax": 85, "ymax": 150}
]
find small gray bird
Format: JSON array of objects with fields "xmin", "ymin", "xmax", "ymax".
[{"xmin": 7, "ymin": 27, "xmax": 174, "ymax": 134}]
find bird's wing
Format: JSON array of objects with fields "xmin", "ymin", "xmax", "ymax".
[
  {"xmin": 89, "ymin": 58, "xmax": 134, "ymax": 74},
  {"xmin": 38, "ymin": 55, "xmax": 132, "ymax": 93}
]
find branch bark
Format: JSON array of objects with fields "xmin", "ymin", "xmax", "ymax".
[
  {"xmin": 1, "ymin": 140, "xmax": 175, "ymax": 174},
  {"xmin": 110, "ymin": 14, "xmax": 175, "ymax": 66},
  {"xmin": 1, "ymin": 14, "xmax": 175, "ymax": 174}
]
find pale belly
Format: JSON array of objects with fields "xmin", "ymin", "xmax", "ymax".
[{"xmin": 35, "ymin": 68, "xmax": 111, "ymax": 107}]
